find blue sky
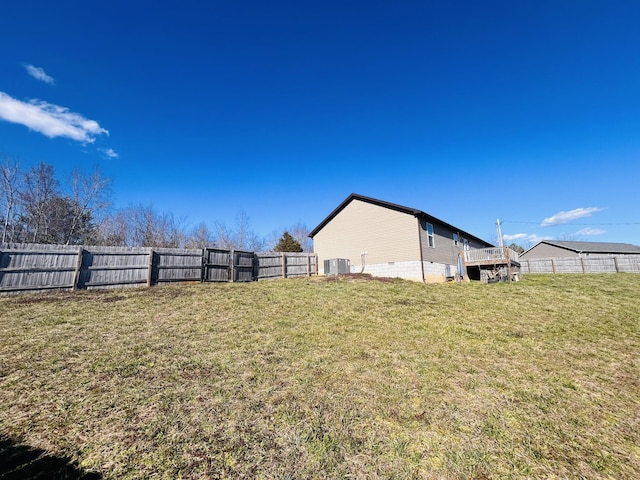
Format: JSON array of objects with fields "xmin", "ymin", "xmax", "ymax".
[{"xmin": 1, "ymin": 1, "xmax": 639, "ymax": 247}]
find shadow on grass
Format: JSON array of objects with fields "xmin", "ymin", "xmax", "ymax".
[{"xmin": 0, "ymin": 437, "xmax": 101, "ymax": 479}]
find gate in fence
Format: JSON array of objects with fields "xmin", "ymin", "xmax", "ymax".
[{"xmin": 203, "ymin": 249, "xmax": 255, "ymax": 282}]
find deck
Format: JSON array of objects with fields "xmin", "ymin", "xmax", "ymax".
[{"xmin": 464, "ymin": 246, "xmax": 521, "ymax": 267}]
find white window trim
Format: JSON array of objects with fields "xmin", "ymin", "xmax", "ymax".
[{"xmin": 427, "ymin": 223, "xmax": 435, "ymax": 248}]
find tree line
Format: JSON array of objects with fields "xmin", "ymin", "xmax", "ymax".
[{"xmin": 0, "ymin": 157, "xmax": 310, "ymax": 252}]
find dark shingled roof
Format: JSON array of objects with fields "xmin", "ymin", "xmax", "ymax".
[
  {"xmin": 308, "ymin": 193, "xmax": 493, "ymax": 247},
  {"xmin": 527, "ymin": 240, "xmax": 640, "ymax": 255}
]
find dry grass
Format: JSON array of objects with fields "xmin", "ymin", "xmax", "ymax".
[{"xmin": 1, "ymin": 274, "xmax": 638, "ymax": 479}]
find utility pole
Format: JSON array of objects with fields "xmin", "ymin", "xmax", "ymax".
[{"xmin": 496, "ymin": 218, "xmax": 504, "ymax": 248}]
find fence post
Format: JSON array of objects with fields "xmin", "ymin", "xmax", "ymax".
[
  {"xmin": 253, "ymin": 253, "xmax": 258, "ymax": 281},
  {"xmin": 230, "ymin": 250, "xmax": 235, "ymax": 283},
  {"xmin": 551, "ymin": 258, "xmax": 556, "ymax": 274},
  {"xmin": 147, "ymin": 248, "xmax": 154, "ymax": 287},
  {"xmin": 613, "ymin": 256, "xmax": 620, "ymax": 273},
  {"xmin": 581, "ymin": 256, "xmax": 586, "ymax": 273},
  {"xmin": 201, "ymin": 248, "xmax": 206, "ymax": 282},
  {"xmin": 306, "ymin": 254, "xmax": 311, "ymax": 277},
  {"xmin": 281, "ymin": 252, "xmax": 286, "ymax": 279},
  {"xmin": 72, "ymin": 246, "xmax": 83, "ymax": 291}
]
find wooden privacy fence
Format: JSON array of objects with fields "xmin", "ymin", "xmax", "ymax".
[
  {"xmin": 256, "ymin": 252, "xmax": 317, "ymax": 280},
  {"xmin": 203, "ymin": 249, "xmax": 256, "ymax": 282},
  {"xmin": 520, "ymin": 256, "xmax": 640, "ymax": 274},
  {"xmin": 0, "ymin": 243, "xmax": 317, "ymax": 293}
]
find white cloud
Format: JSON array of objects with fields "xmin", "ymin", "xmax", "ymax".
[
  {"xmin": 502, "ymin": 232, "xmax": 549, "ymax": 246},
  {"xmin": 575, "ymin": 227, "xmax": 606, "ymax": 236},
  {"xmin": 0, "ymin": 91, "xmax": 108, "ymax": 143},
  {"xmin": 502, "ymin": 233, "xmax": 529, "ymax": 241},
  {"xmin": 101, "ymin": 148, "xmax": 119, "ymax": 159},
  {"xmin": 24, "ymin": 64, "xmax": 54, "ymax": 84},
  {"xmin": 541, "ymin": 207, "xmax": 602, "ymax": 226}
]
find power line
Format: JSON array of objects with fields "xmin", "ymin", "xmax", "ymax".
[{"xmin": 501, "ymin": 220, "xmax": 640, "ymax": 226}]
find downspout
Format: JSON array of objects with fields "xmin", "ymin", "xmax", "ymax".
[{"xmin": 417, "ymin": 217, "xmax": 426, "ymax": 282}]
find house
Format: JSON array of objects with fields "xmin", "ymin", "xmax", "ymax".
[
  {"xmin": 521, "ymin": 240, "xmax": 640, "ymax": 259},
  {"xmin": 309, "ymin": 193, "xmax": 496, "ymax": 282}
]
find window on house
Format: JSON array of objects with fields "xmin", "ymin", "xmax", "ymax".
[
  {"xmin": 420, "ymin": 219, "xmax": 435, "ymax": 248},
  {"xmin": 453, "ymin": 233, "xmax": 459, "ymax": 246},
  {"xmin": 463, "ymin": 239, "xmax": 469, "ymax": 251},
  {"xmin": 426, "ymin": 223, "xmax": 435, "ymax": 247}
]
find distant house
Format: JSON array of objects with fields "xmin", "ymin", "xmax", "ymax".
[
  {"xmin": 309, "ymin": 193, "xmax": 494, "ymax": 282},
  {"xmin": 521, "ymin": 240, "xmax": 640, "ymax": 260}
]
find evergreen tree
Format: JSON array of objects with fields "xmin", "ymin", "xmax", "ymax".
[{"xmin": 273, "ymin": 231, "xmax": 302, "ymax": 252}]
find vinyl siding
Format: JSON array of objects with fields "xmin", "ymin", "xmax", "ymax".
[
  {"xmin": 313, "ymin": 199, "xmax": 420, "ymax": 274},
  {"xmin": 418, "ymin": 221, "xmax": 487, "ymax": 266}
]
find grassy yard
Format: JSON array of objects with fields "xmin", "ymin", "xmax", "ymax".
[{"xmin": 0, "ymin": 274, "xmax": 638, "ymax": 479}]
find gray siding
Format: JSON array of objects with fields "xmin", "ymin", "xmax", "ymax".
[{"xmin": 418, "ymin": 221, "xmax": 486, "ymax": 266}]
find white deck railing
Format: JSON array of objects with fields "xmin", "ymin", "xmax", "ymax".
[{"xmin": 464, "ymin": 247, "xmax": 520, "ymax": 264}]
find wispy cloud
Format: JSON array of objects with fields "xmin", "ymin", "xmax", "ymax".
[
  {"xmin": 575, "ymin": 227, "xmax": 606, "ymax": 236},
  {"xmin": 502, "ymin": 232, "xmax": 550, "ymax": 246},
  {"xmin": 502, "ymin": 233, "xmax": 530, "ymax": 242},
  {"xmin": 101, "ymin": 148, "xmax": 119, "ymax": 159},
  {"xmin": 24, "ymin": 64, "xmax": 54, "ymax": 84},
  {"xmin": 541, "ymin": 207, "xmax": 602, "ymax": 226},
  {"xmin": 0, "ymin": 91, "xmax": 108, "ymax": 144}
]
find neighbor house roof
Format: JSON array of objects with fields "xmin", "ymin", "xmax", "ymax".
[
  {"xmin": 309, "ymin": 193, "xmax": 493, "ymax": 247},
  {"xmin": 523, "ymin": 240, "xmax": 640, "ymax": 255}
]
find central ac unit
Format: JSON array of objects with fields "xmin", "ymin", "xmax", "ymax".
[{"xmin": 324, "ymin": 258, "xmax": 350, "ymax": 275}]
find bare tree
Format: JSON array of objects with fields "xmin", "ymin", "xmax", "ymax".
[
  {"xmin": 66, "ymin": 167, "xmax": 111, "ymax": 245},
  {"xmin": 234, "ymin": 210, "xmax": 251, "ymax": 250},
  {"xmin": 236, "ymin": 211, "xmax": 266, "ymax": 251},
  {"xmin": 101, "ymin": 204, "xmax": 187, "ymax": 248},
  {"xmin": 19, "ymin": 163, "xmax": 60, "ymax": 243},
  {"xmin": 213, "ymin": 211, "xmax": 264, "ymax": 251},
  {"xmin": 287, "ymin": 221, "xmax": 313, "ymax": 252},
  {"xmin": 560, "ymin": 233, "xmax": 577, "ymax": 241},
  {"xmin": 0, "ymin": 157, "xmax": 22, "ymax": 243},
  {"xmin": 96, "ymin": 210, "xmax": 129, "ymax": 246},
  {"xmin": 185, "ymin": 222, "xmax": 214, "ymax": 248},
  {"xmin": 42, "ymin": 196, "xmax": 96, "ymax": 245},
  {"xmin": 213, "ymin": 221, "xmax": 235, "ymax": 250}
]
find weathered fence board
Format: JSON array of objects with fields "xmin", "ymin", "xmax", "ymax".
[
  {"xmin": 256, "ymin": 253, "xmax": 284, "ymax": 279},
  {"xmin": 154, "ymin": 248, "xmax": 203, "ymax": 284},
  {"xmin": 79, "ymin": 246, "xmax": 150, "ymax": 289},
  {"xmin": 204, "ymin": 249, "xmax": 232, "ymax": 282},
  {"xmin": 233, "ymin": 250, "xmax": 255, "ymax": 282},
  {"xmin": 285, "ymin": 253, "xmax": 316, "ymax": 277},
  {"xmin": 615, "ymin": 256, "xmax": 640, "ymax": 273},
  {"xmin": 0, "ymin": 243, "xmax": 318, "ymax": 293},
  {"xmin": 256, "ymin": 252, "xmax": 318, "ymax": 279},
  {"xmin": 0, "ymin": 244, "xmax": 79, "ymax": 291},
  {"xmin": 521, "ymin": 255, "xmax": 640, "ymax": 274}
]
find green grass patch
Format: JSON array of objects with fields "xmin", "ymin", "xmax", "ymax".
[{"xmin": 1, "ymin": 274, "xmax": 639, "ymax": 478}]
